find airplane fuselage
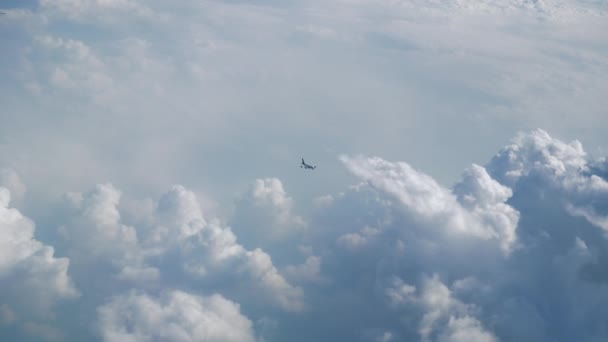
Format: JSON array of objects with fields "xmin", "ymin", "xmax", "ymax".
[{"xmin": 301, "ymin": 159, "xmax": 316, "ymax": 170}]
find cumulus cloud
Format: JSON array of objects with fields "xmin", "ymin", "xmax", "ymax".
[
  {"xmin": 231, "ymin": 178, "xmax": 306, "ymax": 248},
  {"xmin": 2, "ymin": 0, "xmax": 608, "ymax": 339},
  {"xmin": 56, "ymin": 182, "xmax": 303, "ymax": 314},
  {"xmin": 3, "ymin": 129, "xmax": 608, "ymax": 340},
  {"xmin": 148, "ymin": 185, "xmax": 304, "ymax": 311},
  {"xmin": 340, "ymin": 155, "xmax": 519, "ymax": 253},
  {"xmin": 414, "ymin": 275, "xmax": 496, "ymax": 342},
  {"xmin": 251, "ymin": 129, "xmax": 607, "ymax": 341},
  {"xmin": 59, "ymin": 183, "xmax": 139, "ymax": 265},
  {"xmin": 486, "ymin": 129, "xmax": 608, "ymax": 235},
  {"xmin": 97, "ymin": 290, "xmax": 255, "ymax": 342},
  {"xmin": 0, "ymin": 186, "xmax": 78, "ymax": 340}
]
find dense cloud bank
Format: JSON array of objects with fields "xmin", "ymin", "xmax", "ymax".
[
  {"xmin": 2, "ymin": 0, "xmax": 608, "ymax": 340},
  {"xmin": 1, "ymin": 129, "xmax": 608, "ymax": 341},
  {"xmin": 2, "ymin": 0, "xmax": 608, "ymax": 203}
]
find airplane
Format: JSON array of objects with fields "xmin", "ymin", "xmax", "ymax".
[{"xmin": 300, "ymin": 158, "xmax": 316, "ymax": 170}]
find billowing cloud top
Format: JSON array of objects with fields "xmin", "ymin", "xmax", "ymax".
[
  {"xmin": 2, "ymin": 0, "xmax": 608, "ymax": 341},
  {"xmin": 1, "ymin": 129, "xmax": 608, "ymax": 341}
]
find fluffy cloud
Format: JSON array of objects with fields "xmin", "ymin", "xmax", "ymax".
[
  {"xmin": 340, "ymin": 155, "xmax": 519, "ymax": 253},
  {"xmin": 97, "ymin": 291, "xmax": 255, "ymax": 342},
  {"xmin": 1, "ymin": 0, "xmax": 608, "ymax": 339},
  {"xmin": 3, "ymin": 129, "xmax": 608, "ymax": 340},
  {"xmin": 149, "ymin": 185, "xmax": 304, "ymax": 312},
  {"xmin": 56, "ymin": 183, "xmax": 303, "ymax": 314},
  {"xmin": 407, "ymin": 275, "xmax": 497, "ymax": 342},
  {"xmin": 0, "ymin": 186, "xmax": 78, "ymax": 340},
  {"xmin": 486, "ymin": 129, "xmax": 608, "ymax": 235},
  {"xmin": 303, "ymin": 129, "xmax": 608, "ymax": 341},
  {"xmin": 231, "ymin": 178, "xmax": 306, "ymax": 251},
  {"xmin": 59, "ymin": 183, "xmax": 139, "ymax": 265}
]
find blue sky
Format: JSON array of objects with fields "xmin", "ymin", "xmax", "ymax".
[{"xmin": 1, "ymin": 1, "xmax": 608, "ymax": 341}]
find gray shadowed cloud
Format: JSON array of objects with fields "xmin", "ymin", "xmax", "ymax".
[
  {"xmin": 1, "ymin": 0, "xmax": 608, "ymax": 340},
  {"xmin": 284, "ymin": 129, "xmax": 608, "ymax": 341},
  {"xmin": 3, "ymin": 126, "xmax": 608, "ymax": 340}
]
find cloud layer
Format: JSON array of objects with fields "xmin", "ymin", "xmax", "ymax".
[
  {"xmin": 2, "ymin": 0, "xmax": 607, "ymax": 201},
  {"xmin": 2, "ymin": 129, "xmax": 607, "ymax": 340},
  {"xmin": 2, "ymin": 0, "xmax": 608, "ymax": 341}
]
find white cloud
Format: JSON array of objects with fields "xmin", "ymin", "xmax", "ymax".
[
  {"xmin": 59, "ymin": 183, "xmax": 139, "ymax": 267},
  {"xmin": 231, "ymin": 178, "xmax": 306, "ymax": 249},
  {"xmin": 385, "ymin": 277, "xmax": 416, "ymax": 307},
  {"xmin": 0, "ymin": 186, "xmax": 78, "ymax": 328},
  {"xmin": 97, "ymin": 291, "xmax": 255, "ymax": 342},
  {"xmin": 340, "ymin": 155, "xmax": 519, "ymax": 253},
  {"xmin": 416, "ymin": 275, "xmax": 496, "ymax": 342},
  {"xmin": 1, "ymin": 129, "xmax": 608, "ymax": 340},
  {"xmin": 278, "ymin": 130, "xmax": 608, "ymax": 341},
  {"xmin": 1, "ymin": 0, "xmax": 608, "ymax": 338},
  {"xmin": 154, "ymin": 185, "xmax": 206, "ymax": 240},
  {"xmin": 437, "ymin": 316, "xmax": 496, "ymax": 342},
  {"xmin": 240, "ymin": 248, "xmax": 305, "ymax": 311},
  {"xmin": 57, "ymin": 182, "xmax": 304, "ymax": 312},
  {"xmin": 337, "ymin": 231, "xmax": 368, "ymax": 249},
  {"xmin": 487, "ymin": 129, "xmax": 608, "ymax": 235},
  {"xmin": 486, "ymin": 129, "xmax": 589, "ymax": 186},
  {"xmin": 3, "ymin": 0, "xmax": 607, "ymax": 203},
  {"xmin": 152, "ymin": 185, "xmax": 304, "ymax": 311}
]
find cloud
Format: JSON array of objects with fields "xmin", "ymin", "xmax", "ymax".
[
  {"xmin": 39, "ymin": 0, "xmax": 156, "ymax": 21},
  {"xmin": 57, "ymin": 182, "xmax": 303, "ymax": 313},
  {"xmin": 0, "ymin": 186, "xmax": 78, "ymax": 339},
  {"xmin": 414, "ymin": 275, "xmax": 496, "ymax": 342},
  {"xmin": 3, "ymin": 0, "xmax": 607, "ymax": 206},
  {"xmin": 0, "ymin": 169, "xmax": 26, "ymax": 206},
  {"xmin": 2, "ymin": 129, "xmax": 608, "ymax": 340},
  {"xmin": 270, "ymin": 129, "xmax": 608, "ymax": 341},
  {"xmin": 150, "ymin": 185, "xmax": 305, "ymax": 311},
  {"xmin": 231, "ymin": 178, "xmax": 306, "ymax": 251},
  {"xmin": 97, "ymin": 290, "xmax": 255, "ymax": 342},
  {"xmin": 285, "ymin": 255, "xmax": 326, "ymax": 284},
  {"xmin": 1, "ymin": 0, "xmax": 608, "ymax": 339},
  {"xmin": 340, "ymin": 155, "xmax": 519, "ymax": 253},
  {"xmin": 486, "ymin": 129, "xmax": 608, "ymax": 235},
  {"xmin": 59, "ymin": 183, "xmax": 139, "ymax": 265}
]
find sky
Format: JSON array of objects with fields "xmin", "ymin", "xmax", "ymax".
[{"xmin": 1, "ymin": 0, "xmax": 608, "ymax": 341}]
